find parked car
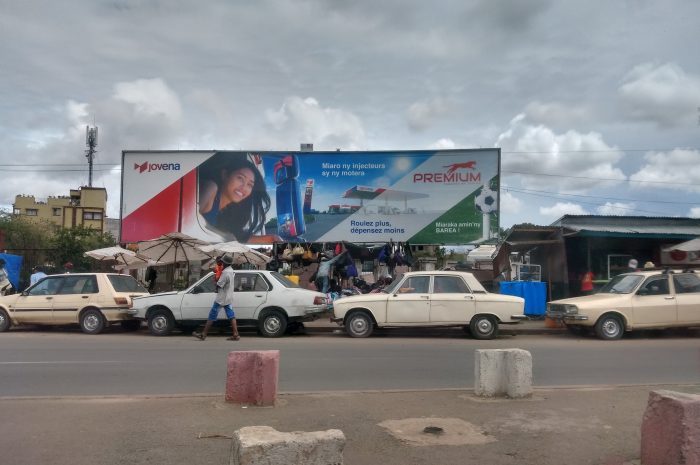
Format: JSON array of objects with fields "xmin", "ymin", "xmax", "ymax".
[
  {"xmin": 546, "ymin": 269, "xmax": 700, "ymax": 340},
  {"xmin": 0, "ymin": 273, "xmax": 148, "ymax": 334},
  {"xmin": 331, "ymin": 270, "xmax": 526, "ymax": 339},
  {"xmin": 129, "ymin": 270, "xmax": 329, "ymax": 337}
]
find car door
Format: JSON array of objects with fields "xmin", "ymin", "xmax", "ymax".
[
  {"xmin": 430, "ymin": 275, "xmax": 476, "ymax": 323},
  {"xmin": 672, "ymin": 273, "xmax": 700, "ymax": 324},
  {"xmin": 180, "ymin": 274, "xmax": 217, "ymax": 320},
  {"xmin": 10, "ymin": 276, "xmax": 64, "ymax": 324},
  {"xmin": 386, "ymin": 275, "xmax": 431, "ymax": 324},
  {"xmin": 52, "ymin": 275, "xmax": 98, "ymax": 324},
  {"xmin": 632, "ymin": 274, "xmax": 676, "ymax": 326},
  {"xmin": 233, "ymin": 272, "xmax": 269, "ymax": 319}
]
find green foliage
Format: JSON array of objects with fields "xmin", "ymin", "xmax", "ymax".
[{"xmin": 47, "ymin": 225, "xmax": 116, "ymax": 272}]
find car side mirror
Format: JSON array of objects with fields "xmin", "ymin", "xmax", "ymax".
[
  {"xmin": 191, "ymin": 285, "xmax": 203, "ymax": 294},
  {"xmin": 637, "ymin": 289, "xmax": 648, "ymax": 296},
  {"xmin": 21, "ymin": 290, "xmax": 29, "ymax": 296}
]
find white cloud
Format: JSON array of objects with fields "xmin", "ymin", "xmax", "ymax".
[
  {"xmin": 113, "ymin": 79, "xmax": 182, "ymax": 120},
  {"xmin": 689, "ymin": 207, "xmax": 700, "ymax": 218},
  {"xmin": 629, "ymin": 149, "xmax": 700, "ymax": 193},
  {"xmin": 428, "ymin": 138, "xmax": 456, "ymax": 150},
  {"xmin": 596, "ymin": 202, "xmax": 636, "ymax": 215},
  {"xmin": 500, "ymin": 191, "xmax": 523, "ymax": 214},
  {"xmin": 496, "ymin": 114, "xmax": 626, "ymax": 192},
  {"xmin": 539, "ymin": 202, "xmax": 588, "ymax": 218},
  {"xmin": 619, "ymin": 62, "xmax": 700, "ymax": 128},
  {"xmin": 523, "ymin": 101, "xmax": 591, "ymax": 128},
  {"xmin": 261, "ymin": 96, "xmax": 366, "ymax": 150},
  {"xmin": 407, "ymin": 98, "xmax": 452, "ymax": 131}
]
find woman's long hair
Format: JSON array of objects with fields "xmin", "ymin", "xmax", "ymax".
[{"xmin": 214, "ymin": 158, "xmax": 270, "ymax": 242}]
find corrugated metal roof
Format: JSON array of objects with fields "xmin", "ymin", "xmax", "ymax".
[{"xmin": 550, "ymin": 215, "xmax": 700, "ymax": 237}]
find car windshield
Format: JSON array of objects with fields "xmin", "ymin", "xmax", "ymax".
[
  {"xmin": 108, "ymin": 275, "xmax": 148, "ymax": 293},
  {"xmin": 269, "ymin": 272, "xmax": 300, "ymax": 288},
  {"xmin": 598, "ymin": 274, "xmax": 643, "ymax": 294}
]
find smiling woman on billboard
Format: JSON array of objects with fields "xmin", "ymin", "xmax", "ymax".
[{"xmin": 198, "ymin": 153, "xmax": 271, "ymax": 243}]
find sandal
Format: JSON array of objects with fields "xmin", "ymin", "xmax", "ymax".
[
  {"xmin": 193, "ymin": 332, "xmax": 206, "ymax": 341},
  {"xmin": 227, "ymin": 335, "xmax": 241, "ymax": 341}
]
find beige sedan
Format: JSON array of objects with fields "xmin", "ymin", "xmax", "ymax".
[
  {"xmin": 0, "ymin": 273, "xmax": 149, "ymax": 334},
  {"xmin": 331, "ymin": 270, "xmax": 526, "ymax": 339},
  {"xmin": 547, "ymin": 270, "xmax": 700, "ymax": 340}
]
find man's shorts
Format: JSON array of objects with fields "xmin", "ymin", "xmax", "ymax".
[{"xmin": 208, "ymin": 302, "xmax": 235, "ymax": 321}]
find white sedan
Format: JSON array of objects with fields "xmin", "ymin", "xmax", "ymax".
[
  {"xmin": 332, "ymin": 271, "xmax": 526, "ymax": 339},
  {"xmin": 130, "ymin": 270, "xmax": 328, "ymax": 337}
]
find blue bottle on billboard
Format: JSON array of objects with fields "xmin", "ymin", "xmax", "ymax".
[{"xmin": 274, "ymin": 155, "xmax": 306, "ymax": 239}]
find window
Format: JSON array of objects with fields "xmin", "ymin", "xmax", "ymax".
[
  {"xmin": 25, "ymin": 209, "xmax": 38, "ymax": 216},
  {"xmin": 57, "ymin": 276, "xmax": 98, "ymax": 294},
  {"xmin": 83, "ymin": 211, "xmax": 103, "ymax": 220},
  {"xmin": 433, "ymin": 276, "xmax": 470, "ymax": 294},
  {"xmin": 673, "ymin": 274, "xmax": 700, "ymax": 294},
  {"xmin": 27, "ymin": 277, "xmax": 63, "ymax": 296},
  {"xmin": 235, "ymin": 273, "xmax": 270, "ymax": 292},
  {"xmin": 13, "ymin": 208, "xmax": 20, "ymax": 215},
  {"xmin": 637, "ymin": 276, "xmax": 670, "ymax": 296},
  {"xmin": 270, "ymin": 272, "xmax": 299, "ymax": 288},
  {"xmin": 107, "ymin": 275, "xmax": 147, "ymax": 293},
  {"xmin": 53, "ymin": 208, "xmax": 62, "ymax": 216},
  {"xmin": 399, "ymin": 276, "xmax": 430, "ymax": 294},
  {"xmin": 195, "ymin": 275, "xmax": 217, "ymax": 293}
]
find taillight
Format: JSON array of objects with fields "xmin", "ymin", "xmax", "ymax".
[
  {"xmin": 114, "ymin": 297, "xmax": 129, "ymax": 306},
  {"xmin": 313, "ymin": 296, "xmax": 327, "ymax": 305}
]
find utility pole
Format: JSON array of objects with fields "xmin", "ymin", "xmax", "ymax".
[{"xmin": 85, "ymin": 126, "xmax": 98, "ymax": 187}]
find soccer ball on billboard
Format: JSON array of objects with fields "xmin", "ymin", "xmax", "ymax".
[{"xmin": 475, "ymin": 186, "xmax": 498, "ymax": 214}]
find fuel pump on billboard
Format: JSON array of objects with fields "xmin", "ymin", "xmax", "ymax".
[{"xmin": 274, "ymin": 154, "xmax": 306, "ymax": 240}]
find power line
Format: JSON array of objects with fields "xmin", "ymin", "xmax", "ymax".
[
  {"xmin": 502, "ymin": 186, "xmax": 700, "ymax": 205},
  {"xmin": 502, "ymin": 170, "xmax": 697, "ymax": 187}
]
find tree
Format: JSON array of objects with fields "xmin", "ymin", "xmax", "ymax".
[{"xmin": 47, "ymin": 225, "xmax": 116, "ymax": 272}]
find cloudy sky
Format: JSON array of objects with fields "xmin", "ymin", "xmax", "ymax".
[{"xmin": 2, "ymin": 0, "xmax": 699, "ymax": 228}]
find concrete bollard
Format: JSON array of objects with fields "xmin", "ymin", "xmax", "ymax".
[
  {"xmin": 641, "ymin": 390, "xmax": 700, "ymax": 465},
  {"xmin": 226, "ymin": 350, "xmax": 279, "ymax": 406},
  {"xmin": 231, "ymin": 426, "xmax": 345, "ymax": 465},
  {"xmin": 474, "ymin": 348, "xmax": 532, "ymax": 398}
]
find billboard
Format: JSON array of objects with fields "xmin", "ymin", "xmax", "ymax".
[{"xmin": 121, "ymin": 149, "xmax": 500, "ymax": 244}]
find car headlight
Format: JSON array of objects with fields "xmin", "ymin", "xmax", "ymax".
[{"xmin": 564, "ymin": 304, "xmax": 578, "ymax": 314}]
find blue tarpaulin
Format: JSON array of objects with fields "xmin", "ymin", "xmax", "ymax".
[
  {"xmin": 499, "ymin": 281, "xmax": 547, "ymax": 316},
  {"xmin": 0, "ymin": 253, "xmax": 23, "ymax": 290}
]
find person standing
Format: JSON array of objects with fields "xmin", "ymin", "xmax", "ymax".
[
  {"xmin": 580, "ymin": 270, "xmax": 594, "ymax": 295},
  {"xmin": 30, "ymin": 266, "xmax": 47, "ymax": 286},
  {"xmin": 193, "ymin": 254, "xmax": 240, "ymax": 341},
  {"xmin": 0, "ymin": 259, "xmax": 12, "ymax": 296},
  {"xmin": 314, "ymin": 248, "xmax": 346, "ymax": 294},
  {"xmin": 145, "ymin": 266, "xmax": 158, "ymax": 293}
]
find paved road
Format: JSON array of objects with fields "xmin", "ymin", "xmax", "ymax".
[{"xmin": 1, "ymin": 327, "xmax": 699, "ymax": 397}]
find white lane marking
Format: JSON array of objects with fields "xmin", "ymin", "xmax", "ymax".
[{"xmin": 0, "ymin": 361, "xmax": 124, "ymax": 365}]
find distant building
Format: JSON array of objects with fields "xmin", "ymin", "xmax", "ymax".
[{"xmin": 12, "ymin": 187, "xmax": 107, "ymax": 232}]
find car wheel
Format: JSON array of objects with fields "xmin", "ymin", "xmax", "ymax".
[
  {"xmin": 0, "ymin": 308, "xmax": 11, "ymax": 332},
  {"xmin": 345, "ymin": 311, "xmax": 373, "ymax": 338},
  {"xmin": 595, "ymin": 314, "xmax": 624, "ymax": 340},
  {"xmin": 148, "ymin": 309, "xmax": 174, "ymax": 337},
  {"xmin": 80, "ymin": 309, "xmax": 106, "ymax": 335},
  {"xmin": 259, "ymin": 310, "xmax": 287, "ymax": 338},
  {"xmin": 120, "ymin": 320, "xmax": 141, "ymax": 331},
  {"xmin": 469, "ymin": 315, "xmax": 499, "ymax": 340}
]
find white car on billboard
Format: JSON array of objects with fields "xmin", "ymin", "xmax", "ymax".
[
  {"xmin": 129, "ymin": 270, "xmax": 328, "ymax": 337},
  {"xmin": 331, "ymin": 271, "xmax": 526, "ymax": 339}
]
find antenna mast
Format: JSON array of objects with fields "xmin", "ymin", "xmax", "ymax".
[{"xmin": 85, "ymin": 125, "xmax": 98, "ymax": 187}]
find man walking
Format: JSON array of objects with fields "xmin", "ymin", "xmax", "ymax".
[{"xmin": 193, "ymin": 254, "xmax": 240, "ymax": 341}]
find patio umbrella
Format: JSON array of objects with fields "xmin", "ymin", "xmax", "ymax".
[
  {"xmin": 197, "ymin": 241, "xmax": 271, "ymax": 267},
  {"xmin": 663, "ymin": 237, "xmax": 700, "ymax": 252},
  {"xmin": 137, "ymin": 232, "xmax": 214, "ymax": 264},
  {"xmin": 84, "ymin": 246, "xmax": 156, "ymax": 269}
]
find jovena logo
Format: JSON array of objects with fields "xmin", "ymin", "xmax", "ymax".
[{"xmin": 133, "ymin": 162, "xmax": 181, "ymax": 173}]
